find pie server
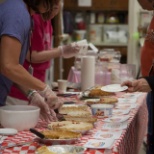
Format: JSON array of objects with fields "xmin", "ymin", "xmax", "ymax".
[{"xmin": 29, "ymin": 128, "xmax": 45, "ymax": 139}]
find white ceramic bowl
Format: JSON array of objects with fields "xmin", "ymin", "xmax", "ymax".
[
  {"xmin": 0, "ymin": 105, "xmax": 40, "ymax": 131},
  {"xmin": 91, "ymin": 104, "xmax": 113, "ymax": 118}
]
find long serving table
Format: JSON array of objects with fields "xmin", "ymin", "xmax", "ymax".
[{"xmin": 0, "ymin": 93, "xmax": 148, "ymax": 154}]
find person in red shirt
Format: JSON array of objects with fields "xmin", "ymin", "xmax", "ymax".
[
  {"xmin": 122, "ymin": 1, "xmax": 154, "ymax": 153},
  {"xmin": 141, "ymin": 18, "xmax": 154, "ymax": 77}
]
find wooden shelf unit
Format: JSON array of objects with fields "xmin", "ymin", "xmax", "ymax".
[
  {"xmin": 53, "ymin": 0, "xmax": 129, "ymax": 80},
  {"xmin": 64, "ymin": 0, "xmax": 128, "ymax": 11}
]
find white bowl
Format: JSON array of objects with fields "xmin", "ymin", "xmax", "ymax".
[
  {"xmin": 0, "ymin": 105, "xmax": 40, "ymax": 131},
  {"xmin": 91, "ymin": 104, "xmax": 113, "ymax": 118}
]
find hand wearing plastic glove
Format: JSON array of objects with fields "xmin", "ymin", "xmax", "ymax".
[
  {"xmin": 59, "ymin": 43, "xmax": 80, "ymax": 59},
  {"xmin": 48, "ymin": 109, "xmax": 58, "ymax": 122},
  {"xmin": 29, "ymin": 92, "xmax": 57, "ymax": 122},
  {"xmin": 39, "ymin": 85, "xmax": 60, "ymax": 109},
  {"xmin": 53, "ymin": 99, "xmax": 63, "ymax": 110}
]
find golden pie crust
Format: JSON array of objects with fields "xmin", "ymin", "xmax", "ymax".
[
  {"xmin": 100, "ymin": 96, "xmax": 118, "ymax": 104},
  {"xmin": 86, "ymin": 96, "xmax": 118, "ymax": 105},
  {"xmin": 37, "ymin": 146, "xmax": 56, "ymax": 154},
  {"xmin": 89, "ymin": 88, "xmax": 112, "ymax": 97},
  {"xmin": 59, "ymin": 105, "xmax": 91, "ymax": 116},
  {"xmin": 41, "ymin": 129, "xmax": 81, "ymax": 139},
  {"xmin": 64, "ymin": 115, "xmax": 97, "ymax": 123},
  {"xmin": 48, "ymin": 121, "xmax": 93, "ymax": 132}
]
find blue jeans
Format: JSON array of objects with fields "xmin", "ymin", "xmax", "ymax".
[
  {"xmin": 146, "ymin": 92, "xmax": 154, "ymax": 154},
  {"xmin": 146, "ymin": 134, "xmax": 154, "ymax": 154},
  {"xmin": 146, "ymin": 92, "xmax": 153, "ymax": 135}
]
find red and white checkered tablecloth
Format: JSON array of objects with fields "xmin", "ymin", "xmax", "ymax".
[{"xmin": 0, "ymin": 93, "xmax": 148, "ymax": 154}]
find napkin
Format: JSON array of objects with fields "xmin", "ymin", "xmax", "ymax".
[
  {"xmin": 81, "ymin": 56, "xmax": 95, "ymax": 91},
  {"xmin": 76, "ymin": 39, "xmax": 88, "ymax": 55}
]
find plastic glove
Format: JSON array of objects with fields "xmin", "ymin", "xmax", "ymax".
[
  {"xmin": 39, "ymin": 85, "xmax": 60, "ymax": 109},
  {"xmin": 49, "ymin": 109, "xmax": 58, "ymax": 121},
  {"xmin": 39, "ymin": 109, "xmax": 58, "ymax": 122},
  {"xmin": 29, "ymin": 92, "xmax": 57, "ymax": 122},
  {"xmin": 59, "ymin": 43, "xmax": 80, "ymax": 58}
]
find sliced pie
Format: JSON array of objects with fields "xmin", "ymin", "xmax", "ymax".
[
  {"xmin": 100, "ymin": 96, "xmax": 118, "ymax": 104},
  {"xmin": 63, "ymin": 115, "xmax": 97, "ymax": 124},
  {"xmin": 48, "ymin": 121, "xmax": 93, "ymax": 132},
  {"xmin": 89, "ymin": 88, "xmax": 112, "ymax": 97},
  {"xmin": 41, "ymin": 129, "xmax": 81, "ymax": 139}
]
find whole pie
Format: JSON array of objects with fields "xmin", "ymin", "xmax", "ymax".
[
  {"xmin": 37, "ymin": 146, "xmax": 56, "ymax": 154},
  {"xmin": 64, "ymin": 115, "xmax": 97, "ymax": 124},
  {"xmin": 48, "ymin": 121, "xmax": 93, "ymax": 132},
  {"xmin": 59, "ymin": 105, "xmax": 91, "ymax": 116},
  {"xmin": 41, "ymin": 129, "xmax": 81, "ymax": 139}
]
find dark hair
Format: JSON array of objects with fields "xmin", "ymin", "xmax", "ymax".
[
  {"xmin": 23, "ymin": 0, "xmax": 59, "ymax": 20},
  {"xmin": 41, "ymin": 10, "xmax": 53, "ymax": 21}
]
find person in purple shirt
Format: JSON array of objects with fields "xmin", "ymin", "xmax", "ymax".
[
  {"xmin": 0, "ymin": 0, "xmax": 80, "ymax": 122},
  {"xmin": 7, "ymin": 2, "xmax": 80, "ymax": 106}
]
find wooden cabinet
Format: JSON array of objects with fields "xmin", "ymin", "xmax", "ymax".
[
  {"xmin": 94, "ymin": 0, "xmax": 128, "ymax": 10},
  {"xmin": 64, "ymin": 0, "xmax": 96, "ymax": 10},
  {"xmin": 63, "ymin": 0, "xmax": 77, "ymax": 9},
  {"xmin": 64, "ymin": 0, "xmax": 128, "ymax": 11}
]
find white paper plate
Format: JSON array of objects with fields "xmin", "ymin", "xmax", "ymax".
[
  {"xmin": 113, "ymin": 109, "xmax": 130, "ymax": 115},
  {"xmin": 115, "ymin": 103, "xmax": 131, "ymax": 109},
  {"xmin": 102, "ymin": 115, "xmax": 129, "ymax": 123},
  {"xmin": 93, "ymin": 130, "xmax": 122, "ymax": 140},
  {"xmin": 84, "ymin": 138, "xmax": 114, "ymax": 149},
  {"xmin": 101, "ymin": 84, "xmax": 128, "ymax": 92},
  {"xmin": 0, "ymin": 128, "xmax": 18, "ymax": 135},
  {"xmin": 102, "ymin": 121, "xmax": 128, "ymax": 130},
  {"xmin": 118, "ymin": 97, "xmax": 137, "ymax": 104},
  {"xmin": 123, "ymin": 93, "xmax": 142, "ymax": 98}
]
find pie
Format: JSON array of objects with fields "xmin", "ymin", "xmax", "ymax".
[
  {"xmin": 100, "ymin": 96, "xmax": 118, "ymax": 104},
  {"xmin": 60, "ymin": 105, "xmax": 88, "ymax": 111},
  {"xmin": 86, "ymin": 96, "xmax": 118, "ymax": 105},
  {"xmin": 86, "ymin": 100, "xmax": 100, "ymax": 106},
  {"xmin": 37, "ymin": 146, "xmax": 78, "ymax": 154},
  {"xmin": 64, "ymin": 115, "xmax": 97, "ymax": 124},
  {"xmin": 89, "ymin": 88, "xmax": 112, "ymax": 97},
  {"xmin": 66, "ymin": 110, "xmax": 91, "ymax": 116},
  {"xmin": 41, "ymin": 129, "xmax": 81, "ymax": 139},
  {"xmin": 48, "ymin": 121, "xmax": 93, "ymax": 132},
  {"xmin": 37, "ymin": 146, "xmax": 56, "ymax": 154},
  {"xmin": 59, "ymin": 105, "xmax": 92, "ymax": 117}
]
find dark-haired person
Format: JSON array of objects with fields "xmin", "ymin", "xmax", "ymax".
[
  {"xmin": 0, "ymin": 0, "xmax": 80, "ymax": 122},
  {"xmin": 122, "ymin": 1, "xmax": 154, "ymax": 153},
  {"xmin": 7, "ymin": 2, "xmax": 80, "ymax": 112}
]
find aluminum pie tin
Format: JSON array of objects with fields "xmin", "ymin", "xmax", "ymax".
[{"xmin": 46, "ymin": 145, "xmax": 86, "ymax": 154}]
